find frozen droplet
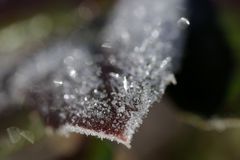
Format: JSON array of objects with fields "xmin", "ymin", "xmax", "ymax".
[
  {"xmin": 111, "ymin": 100, "xmax": 117, "ymax": 106},
  {"xmin": 145, "ymin": 71, "xmax": 150, "ymax": 76},
  {"xmin": 108, "ymin": 55, "xmax": 117, "ymax": 64},
  {"xmin": 177, "ymin": 17, "xmax": 190, "ymax": 29},
  {"xmin": 64, "ymin": 56, "xmax": 74, "ymax": 65},
  {"xmin": 93, "ymin": 89, "xmax": 98, "ymax": 94},
  {"xmin": 69, "ymin": 69, "xmax": 77, "ymax": 78},
  {"xmin": 100, "ymin": 120, "xmax": 105, "ymax": 124},
  {"xmin": 101, "ymin": 42, "xmax": 112, "ymax": 49},
  {"xmin": 64, "ymin": 94, "xmax": 70, "ymax": 100},
  {"xmin": 151, "ymin": 29, "xmax": 160, "ymax": 39},
  {"xmin": 160, "ymin": 57, "xmax": 171, "ymax": 69},
  {"xmin": 118, "ymin": 106, "xmax": 125, "ymax": 113},
  {"xmin": 59, "ymin": 113, "xmax": 66, "ymax": 119},
  {"xmin": 121, "ymin": 31, "xmax": 130, "ymax": 41},
  {"xmin": 53, "ymin": 80, "xmax": 63, "ymax": 86},
  {"xmin": 123, "ymin": 76, "xmax": 128, "ymax": 92},
  {"xmin": 110, "ymin": 72, "xmax": 120, "ymax": 79}
]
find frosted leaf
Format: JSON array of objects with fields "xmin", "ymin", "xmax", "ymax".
[{"xmin": 9, "ymin": 0, "xmax": 185, "ymax": 148}]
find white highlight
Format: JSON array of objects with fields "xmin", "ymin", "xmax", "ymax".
[{"xmin": 58, "ymin": 124, "xmax": 131, "ymax": 148}]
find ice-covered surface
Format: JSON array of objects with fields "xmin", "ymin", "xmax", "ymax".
[{"xmin": 6, "ymin": 0, "xmax": 186, "ymax": 147}]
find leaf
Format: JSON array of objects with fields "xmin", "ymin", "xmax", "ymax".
[{"xmin": 10, "ymin": 0, "xmax": 185, "ymax": 148}]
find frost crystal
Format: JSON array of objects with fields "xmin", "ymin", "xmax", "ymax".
[
  {"xmin": 10, "ymin": 0, "xmax": 185, "ymax": 148},
  {"xmin": 177, "ymin": 17, "xmax": 190, "ymax": 29},
  {"xmin": 7, "ymin": 127, "xmax": 34, "ymax": 144}
]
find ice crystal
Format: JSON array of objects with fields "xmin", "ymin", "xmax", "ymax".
[
  {"xmin": 7, "ymin": 127, "xmax": 34, "ymax": 144},
  {"xmin": 7, "ymin": 0, "xmax": 186, "ymax": 148},
  {"xmin": 177, "ymin": 17, "xmax": 190, "ymax": 29}
]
